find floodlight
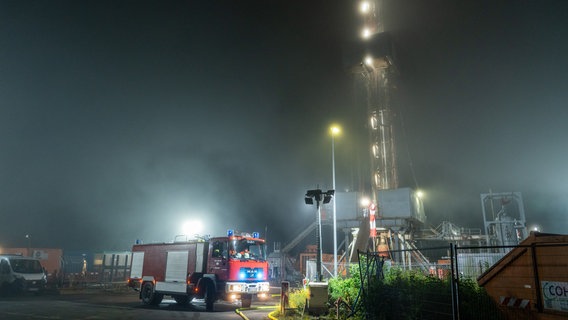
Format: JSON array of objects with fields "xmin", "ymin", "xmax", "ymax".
[
  {"xmin": 306, "ymin": 189, "xmax": 319, "ymax": 198},
  {"xmin": 362, "ymin": 28, "xmax": 371, "ymax": 39},
  {"xmin": 360, "ymin": 1, "xmax": 370, "ymax": 14},
  {"xmin": 360, "ymin": 197, "xmax": 371, "ymax": 207}
]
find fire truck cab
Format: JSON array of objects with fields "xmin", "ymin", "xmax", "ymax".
[{"xmin": 128, "ymin": 230, "xmax": 269, "ymax": 311}]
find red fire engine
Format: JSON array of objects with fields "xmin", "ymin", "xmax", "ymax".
[{"xmin": 127, "ymin": 230, "xmax": 269, "ymax": 311}]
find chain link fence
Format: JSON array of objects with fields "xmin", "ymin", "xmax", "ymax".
[{"xmin": 356, "ymin": 242, "xmax": 568, "ymax": 319}]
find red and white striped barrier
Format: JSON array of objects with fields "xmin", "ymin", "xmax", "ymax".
[{"xmin": 499, "ymin": 296, "xmax": 531, "ymax": 309}]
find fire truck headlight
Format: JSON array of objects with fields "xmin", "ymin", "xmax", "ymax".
[{"xmin": 229, "ymin": 284, "xmax": 243, "ymax": 292}]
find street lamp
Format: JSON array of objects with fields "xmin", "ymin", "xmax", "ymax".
[
  {"xmin": 330, "ymin": 124, "xmax": 341, "ymax": 277},
  {"xmin": 25, "ymin": 234, "xmax": 31, "ymax": 257},
  {"xmin": 305, "ymin": 188, "xmax": 334, "ymax": 281}
]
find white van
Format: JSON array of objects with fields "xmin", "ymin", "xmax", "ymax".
[{"xmin": 0, "ymin": 254, "xmax": 47, "ymax": 293}]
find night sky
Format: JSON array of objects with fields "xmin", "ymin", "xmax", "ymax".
[{"xmin": 1, "ymin": 1, "xmax": 567, "ymax": 251}]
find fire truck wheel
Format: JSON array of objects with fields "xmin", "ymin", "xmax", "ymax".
[
  {"xmin": 141, "ymin": 282, "xmax": 163, "ymax": 306},
  {"xmin": 204, "ymin": 280, "xmax": 215, "ymax": 311},
  {"xmin": 173, "ymin": 295, "xmax": 189, "ymax": 305},
  {"xmin": 241, "ymin": 294, "xmax": 252, "ymax": 308}
]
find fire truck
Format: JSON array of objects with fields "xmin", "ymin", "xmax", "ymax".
[{"xmin": 127, "ymin": 230, "xmax": 269, "ymax": 311}]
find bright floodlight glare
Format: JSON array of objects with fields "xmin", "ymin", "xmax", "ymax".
[
  {"xmin": 330, "ymin": 125, "xmax": 341, "ymax": 136},
  {"xmin": 416, "ymin": 190, "xmax": 424, "ymax": 198},
  {"xmin": 182, "ymin": 219, "xmax": 203, "ymax": 237},
  {"xmin": 364, "ymin": 56, "xmax": 373, "ymax": 66},
  {"xmin": 360, "ymin": 197, "xmax": 371, "ymax": 207},
  {"xmin": 360, "ymin": 1, "xmax": 370, "ymax": 14},
  {"xmin": 362, "ymin": 28, "xmax": 371, "ymax": 39}
]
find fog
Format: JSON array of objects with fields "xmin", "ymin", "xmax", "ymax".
[{"xmin": 1, "ymin": 1, "xmax": 566, "ymax": 251}]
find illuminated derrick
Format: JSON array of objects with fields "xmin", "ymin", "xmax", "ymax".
[
  {"xmin": 348, "ymin": 0, "xmax": 409, "ymax": 260},
  {"xmin": 359, "ymin": 0, "xmax": 385, "ymax": 37},
  {"xmin": 356, "ymin": 0, "xmax": 398, "ymax": 200},
  {"xmin": 366, "ymin": 58, "xmax": 398, "ymax": 193}
]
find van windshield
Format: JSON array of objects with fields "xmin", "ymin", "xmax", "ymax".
[{"xmin": 10, "ymin": 259, "xmax": 43, "ymax": 273}]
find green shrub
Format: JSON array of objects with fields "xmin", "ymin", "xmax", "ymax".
[
  {"xmin": 363, "ymin": 268, "xmax": 451, "ymax": 319},
  {"xmin": 458, "ymin": 278, "xmax": 504, "ymax": 320},
  {"xmin": 288, "ymin": 287, "xmax": 310, "ymax": 312},
  {"xmin": 328, "ymin": 263, "xmax": 365, "ymax": 319},
  {"xmin": 325, "ymin": 260, "xmax": 502, "ymax": 319},
  {"xmin": 270, "ymin": 287, "xmax": 310, "ymax": 319}
]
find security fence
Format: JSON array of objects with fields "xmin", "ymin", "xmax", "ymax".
[{"xmin": 357, "ymin": 242, "xmax": 568, "ymax": 320}]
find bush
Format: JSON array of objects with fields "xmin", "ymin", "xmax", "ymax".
[
  {"xmin": 288, "ymin": 286, "xmax": 310, "ymax": 312},
  {"xmin": 328, "ymin": 262, "xmax": 501, "ymax": 320},
  {"xmin": 270, "ymin": 287, "xmax": 310, "ymax": 319},
  {"xmin": 458, "ymin": 278, "xmax": 504, "ymax": 320},
  {"xmin": 328, "ymin": 263, "xmax": 365, "ymax": 319},
  {"xmin": 366, "ymin": 268, "xmax": 452, "ymax": 319}
]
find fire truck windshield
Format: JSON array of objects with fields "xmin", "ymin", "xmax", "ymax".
[{"xmin": 229, "ymin": 239, "xmax": 265, "ymax": 261}]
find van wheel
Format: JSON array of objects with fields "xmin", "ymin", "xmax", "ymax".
[
  {"xmin": 241, "ymin": 293, "xmax": 252, "ymax": 308},
  {"xmin": 11, "ymin": 279, "xmax": 25, "ymax": 294},
  {"xmin": 204, "ymin": 280, "xmax": 215, "ymax": 311},
  {"xmin": 141, "ymin": 282, "xmax": 163, "ymax": 305}
]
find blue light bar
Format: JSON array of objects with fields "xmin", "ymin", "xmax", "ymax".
[
  {"xmin": 227, "ymin": 229, "xmax": 234, "ymax": 237},
  {"xmin": 252, "ymin": 232, "xmax": 259, "ymax": 238}
]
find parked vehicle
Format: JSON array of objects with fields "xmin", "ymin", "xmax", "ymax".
[{"xmin": 0, "ymin": 254, "xmax": 47, "ymax": 293}]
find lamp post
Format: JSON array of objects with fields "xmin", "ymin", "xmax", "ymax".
[
  {"xmin": 305, "ymin": 188, "xmax": 334, "ymax": 281},
  {"xmin": 330, "ymin": 125, "xmax": 341, "ymax": 277},
  {"xmin": 25, "ymin": 234, "xmax": 31, "ymax": 257}
]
